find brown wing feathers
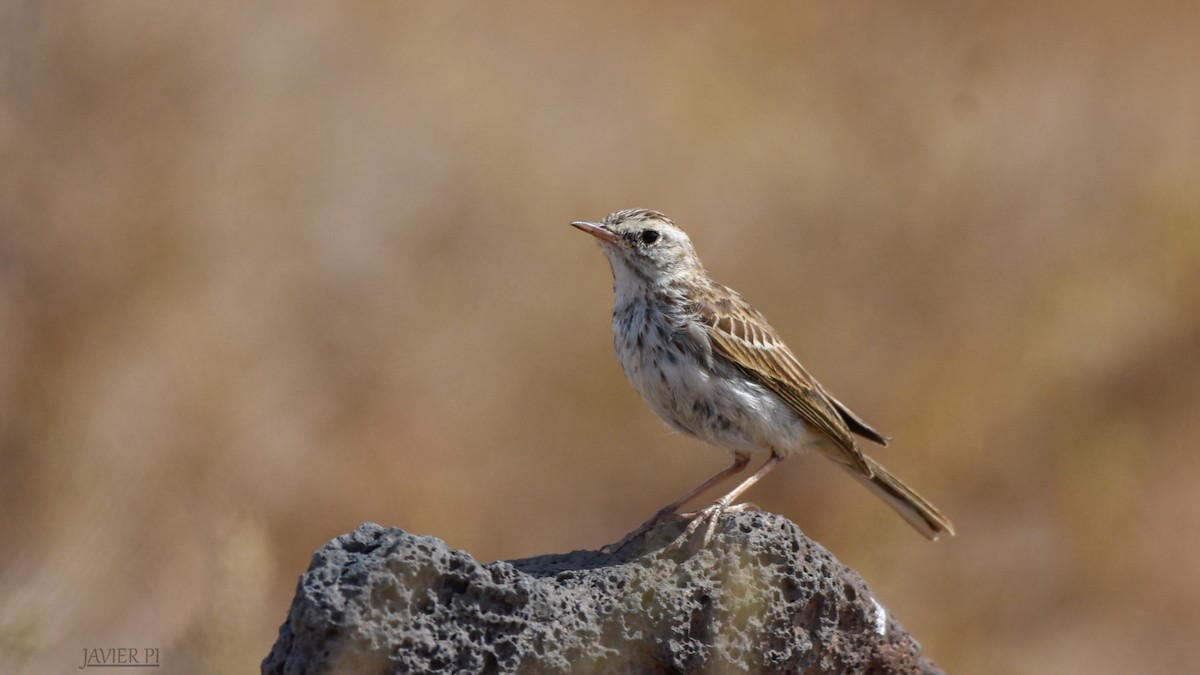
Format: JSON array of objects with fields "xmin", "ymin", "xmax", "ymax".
[{"xmin": 694, "ymin": 288, "xmax": 877, "ymax": 476}]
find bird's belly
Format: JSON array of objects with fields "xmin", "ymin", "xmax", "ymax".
[{"xmin": 617, "ymin": 337, "xmax": 817, "ymax": 457}]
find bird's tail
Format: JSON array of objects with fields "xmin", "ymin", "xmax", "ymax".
[{"xmin": 850, "ymin": 456, "xmax": 955, "ymax": 540}]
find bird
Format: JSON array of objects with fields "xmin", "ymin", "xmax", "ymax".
[{"xmin": 571, "ymin": 208, "xmax": 954, "ymax": 552}]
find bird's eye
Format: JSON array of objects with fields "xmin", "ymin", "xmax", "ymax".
[{"xmin": 640, "ymin": 230, "xmax": 660, "ymax": 245}]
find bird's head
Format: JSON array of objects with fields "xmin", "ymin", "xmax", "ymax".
[{"xmin": 571, "ymin": 209, "xmax": 703, "ymax": 289}]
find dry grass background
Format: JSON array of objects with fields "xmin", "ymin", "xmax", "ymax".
[{"xmin": 2, "ymin": 2, "xmax": 1199, "ymax": 673}]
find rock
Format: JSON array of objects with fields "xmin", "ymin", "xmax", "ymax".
[{"xmin": 262, "ymin": 511, "xmax": 943, "ymax": 674}]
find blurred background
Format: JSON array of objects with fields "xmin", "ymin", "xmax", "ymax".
[{"xmin": 2, "ymin": 2, "xmax": 1198, "ymax": 673}]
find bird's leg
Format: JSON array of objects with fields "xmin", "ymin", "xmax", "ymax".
[
  {"xmin": 667, "ymin": 454, "xmax": 785, "ymax": 551},
  {"xmin": 601, "ymin": 454, "xmax": 750, "ymax": 553}
]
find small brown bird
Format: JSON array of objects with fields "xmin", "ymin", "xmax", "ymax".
[{"xmin": 572, "ymin": 208, "xmax": 954, "ymax": 551}]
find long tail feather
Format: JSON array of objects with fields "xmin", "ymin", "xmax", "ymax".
[{"xmin": 850, "ymin": 456, "xmax": 955, "ymax": 540}]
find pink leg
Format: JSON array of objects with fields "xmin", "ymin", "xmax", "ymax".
[
  {"xmin": 668, "ymin": 454, "xmax": 786, "ymax": 550},
  {"xmin": 601, "ymin": 454, "xmax": 750, "ymax": 553}
]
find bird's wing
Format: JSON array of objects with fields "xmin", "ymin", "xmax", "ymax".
[
  {"xmin": 693, "ymin": 286, "xmax": 873, "ymax": 475},
  {"xmin": 827, "ymin": 392, "xmax": 889, "ymax": 446}
]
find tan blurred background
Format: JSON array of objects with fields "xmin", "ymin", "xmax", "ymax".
[{"xmin": 2, "ymin": 2, "xmax": 1198, "ymax": 673}]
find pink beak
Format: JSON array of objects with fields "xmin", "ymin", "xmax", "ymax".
[{"xmin": 570, "ymin": 220, "xmax": 621, "ymax": 245}]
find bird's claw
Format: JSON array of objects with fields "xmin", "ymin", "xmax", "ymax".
[
  {"xmin": 603, "ymin": 501, "xmax": 759, "ymax": 554},
  {"xmin": 664, "ymin": 500, "xmax": 757, "ymax": 551}
]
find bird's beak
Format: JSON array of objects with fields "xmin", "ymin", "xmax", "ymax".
[{"xmin": 570, "ymin": 220, "xmax": 621, "ymax": 245}]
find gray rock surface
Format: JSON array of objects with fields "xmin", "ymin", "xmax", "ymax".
[{"xmin": 263, "ymin": 512, "xmax": 943, "ymax": 674}]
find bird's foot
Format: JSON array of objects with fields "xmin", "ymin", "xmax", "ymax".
[
  {"xmin": 664, "ymin": 500, "xmax": 759, "ymax": 551},
  {"xmin": 600, "ymin": 505, "xmax": 683, "ymax": 554}
]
